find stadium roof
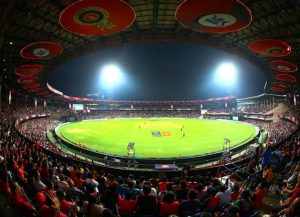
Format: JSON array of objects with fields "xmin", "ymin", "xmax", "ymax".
[{"xmin": 0, "ymin": 0, "xmax": 300, "ymax": 100}]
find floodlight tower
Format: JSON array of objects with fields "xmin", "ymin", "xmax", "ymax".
[
  {"xmin": 101, "ymin": 64, "xmax": 122, "ymax": 99},
  {"xmin": 216, "ymin": 63, "xmax": 237, "ymax": 95}
]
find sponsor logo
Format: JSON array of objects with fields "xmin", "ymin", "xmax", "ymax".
[
  {"xmin": 33, "ymin": 48, "xmax": 50, "ymax": 57},
  {"xmin": 198, "ymin": 14, "xmax": 236, "ymax": 27},
  {"xmin": 277, "ymin": 65, "xmax": 291, "ymax": 71},
  {"xmin": 152, "ymin": 131, "xmax": 161, "ymax": 137},
  {"xmin": 21, "ymin": 79, "xmax": 35, "ymax": 84},
  {"xmin": 74, "ymin": 7, "xmax": 115, "ymax": 31},
  {"xmin": 152, "ymin": 131, "xmax": 171, "ymax": 137},
  {"xmin": 161, "ymin": 132, "xmax": 171, "ymax": 136},
  {"xmin": 265, "ymin": 47, "xmax": 283, "ymax": 55}
]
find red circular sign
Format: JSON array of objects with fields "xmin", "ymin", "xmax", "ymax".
[
  {"xmin": 270, "ymin": 60, "xmax": 298, "ymax": 73},
  {"xmin": 175, "ymin": 0, "xmax": 252, "ymax": 33},
  {"xmin": 248, "ymin": 39, "xmax": 291, "ymax": 57},
  {"xmin": 271, "ymin": 87, "xmax": 285, "ymax": 92},
  {"xmin": 22, "ymin": 83, "xmax": 40, "ymax": 89},
  {"xmin": 20, "ymin": 42, "xmax": 63, "ymax": 59},
  {"xmin": 272, "ymin": 82, "xmax": 292, "ymax": 89},
  {"xmin": 36, "ymin": 91, "xmax": 49, "ymax": 95},
  {"xmin": 28, "ymin": 88, "xmax": 44, "ymax": 93},
  {"xmin": 15, "ymin": 64, "xmax": 43, "ymax": 77},
  {"xmin": 59, "ymin": 0, "xmax": 136, "ymax": 36},
  {"xmin": 275, "ymin": 74, "xmax": 297, "ymax": 82},
  {"xmin": 17, "ymin": 77, "xmax": 38, "ymax": 84}
]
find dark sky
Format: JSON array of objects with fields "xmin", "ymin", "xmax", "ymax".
[{"xmin": 48, "ymin": 41, "xmax": 266, "ymax": 100}]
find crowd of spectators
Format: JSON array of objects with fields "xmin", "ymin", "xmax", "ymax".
[
  {"xmin": 244, "ymin": 114, "xmax": 298, "ymax": 145},
  {"xmin": 279, "ymin": 107, "xmax": 299, "ymax": 125},
  {"xmin": 242, "ymin": 114, "xmax": 273, "ymax": 121},
  {"xmin": 242, "ymin": 129, "xmax": 300, "ymax": 217},
  {"xmin": 202, "ymin": 115, "xmax": 230, "ymax": 120},
  {"xmin": 76, "ymin": 110, "xmax": 201, "ymax": 120},
  {"xmin": 17, "ymin": 118, "xmax": 60, "ymax": 146},
  {"xmin": 237, "ymin": 105, "xmax": 275, "ymax": 114},
  {"xmin": 0, "ymin": 102, "xmax": 299, "ymax": 217},
  {"xmin": 237, "ymin": 100, "xmax": 281, "ymax": 114}
]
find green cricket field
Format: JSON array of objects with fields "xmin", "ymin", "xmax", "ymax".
[{"xmin": 56, "ymin": 118, "xmax": 257, "ymax": 158}]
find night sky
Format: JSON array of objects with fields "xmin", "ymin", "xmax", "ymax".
[{"xmin": 48, "ymin": 41, "xmax": 266, "ymax": 100}]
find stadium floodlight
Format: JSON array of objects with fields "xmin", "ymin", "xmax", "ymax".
[
  {"xmin": 100, "ymin": 64, "xmax": 124, "ymax": 99},
  {"xmin": 216, "ymin": 63, "xmax": 237, "ymax": 85},
  {"xmin": 101, "ymin": 64, "xmax": 122, "ymax": 85}
]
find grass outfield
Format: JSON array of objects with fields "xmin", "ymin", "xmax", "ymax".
[{"xmin": 57, "ymin": 118, "xmax": 257, "ymax": 158}]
